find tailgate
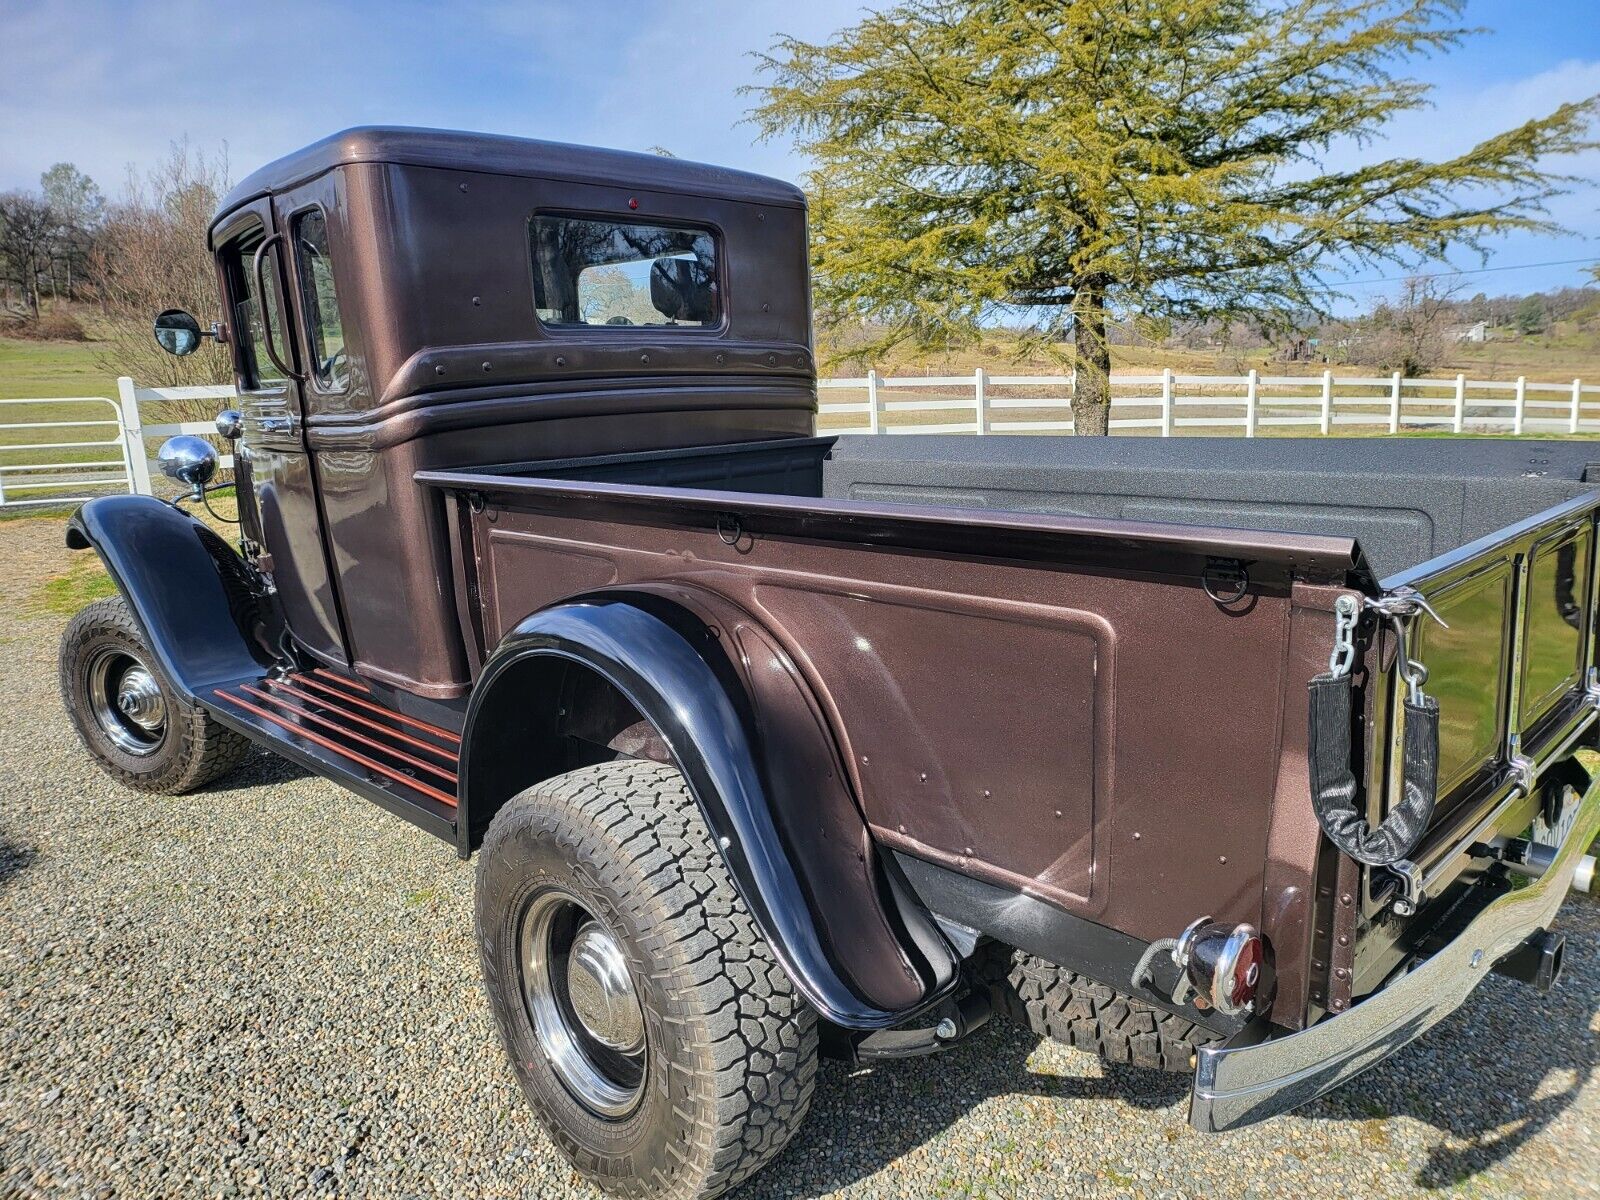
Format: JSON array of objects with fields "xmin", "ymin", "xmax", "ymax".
[{"xmin": 1366, "ymin": 490, "xmax": 1600, "ymax": 911}]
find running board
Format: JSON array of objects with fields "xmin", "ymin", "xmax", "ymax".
[{"xmin": 203, "ymin": 668, "xmax": 460, "ymax": 843}]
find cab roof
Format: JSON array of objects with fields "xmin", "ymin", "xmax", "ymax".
[{"xmin": 211, "ymin": 125, "xmax": 806, "ymax": 233}]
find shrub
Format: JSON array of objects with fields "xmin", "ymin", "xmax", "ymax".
[{"xmin": 0, "ymin": 310, "xmax": 87, "ymax": 340}]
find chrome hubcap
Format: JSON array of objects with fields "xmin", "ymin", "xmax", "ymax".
[
  {"xmin": 87, "ymin": 649, "xmax": 167, "ymax": 756},
  {"xmin": 566, "ymin": 921, "xmax": 647, "ymax": 1054},
  {"xmin": 519, "ymin": 890, "xmax": 646, "ymax": 1118}
]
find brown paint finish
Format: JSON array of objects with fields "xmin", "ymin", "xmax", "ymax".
[
  {"xmin": 466, "ymin": 497, "xmax": 1312, "ymax": 951},
  {"xmin": 208, "ymin": 130, "xmax": 816, "ymax": 696}
]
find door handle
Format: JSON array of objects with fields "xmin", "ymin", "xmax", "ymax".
[{"xmin": 251, "ymin": 233, "xmax": 305, "ymax": 383}]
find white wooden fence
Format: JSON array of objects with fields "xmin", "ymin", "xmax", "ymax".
[
  {"xmin": 4, "ymin": 369, "xmax": 1600, "ymax": 508},
  {"xmin": 114, "ymin": 377, "xmax": 237, "ymax": 494},
  {"xmin": 819, "ymin": 368, "xmax": 1600, "ymax": 436},
  {"xmin": 0, "ymin": 378, "xmax": 237, "ymax": 509}
]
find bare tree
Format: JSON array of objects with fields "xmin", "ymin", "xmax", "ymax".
[
  {"xmin": 91, "ymin": 140, "xmax": 233, "ymax": 387},
  {"xmin": 0, "ymin": 192, "xmax": 62, "ymax": 317},
  {"xmin": 1344, "ymin": 276, "xmax": 1465, "ymax": 376}
]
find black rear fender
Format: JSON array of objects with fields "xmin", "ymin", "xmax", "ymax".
[
  {"xmin": 459, "ymin": 591, "xmax": 959, "ymax": 1029},
  {"xmin": 66, "ymin": 496, "xmax": 272, "ymax": 699}
]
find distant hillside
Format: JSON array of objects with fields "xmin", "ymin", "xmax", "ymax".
[{"xmin": 819, "ymin": 284, "xmax": 1600, "ymax": 383}]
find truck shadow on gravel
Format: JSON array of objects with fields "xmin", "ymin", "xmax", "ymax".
[
  {"xmin": 1296, "ymin": 897, "xmax": 1599, "ymax": 1192},
  {"xmin": 748, "ymin": 900, "xmax": 1599, "ymax": 1197},
  {"xmin": 744, "ymin": 1018, "xmax": 1191, "ymax": 1197},
  {"xmin": 0, "ymin": 837, "xmax": 37, "ymax": 888}
]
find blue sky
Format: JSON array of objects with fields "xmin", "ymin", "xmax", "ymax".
[{"xmin": 1, "ymin": 0, "xmax": 1597, "ymax": 302}]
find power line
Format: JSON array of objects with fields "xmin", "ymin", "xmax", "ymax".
[{"xmin": 1338, "ymin": 256, "xmax": 1600, "ymax": 288}]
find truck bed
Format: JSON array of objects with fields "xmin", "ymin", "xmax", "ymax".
[
  {"xmin": 468, "ymin": 434, "xmax": 1600, "ymax": 581},
  {"xmin": 418, "ymin": 432, "xmax": 1600, "ymax": 1030}
]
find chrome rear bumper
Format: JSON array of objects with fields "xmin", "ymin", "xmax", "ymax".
[{"xmin": 1189, "ymin": 765, "xmax": 1600, "ymax": 1133}]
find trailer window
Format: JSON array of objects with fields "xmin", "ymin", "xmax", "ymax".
[
  {"xmin": 530, "ymin": 215, "xmax": 719, "ymax": 328},
  {"xmin": 292, "ymin": 209, "xmax": 349, "ymax": 392}
]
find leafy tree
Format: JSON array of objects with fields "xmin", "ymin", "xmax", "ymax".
[
  {"xmin": 40, "ymin": 163, "xmax": 104, "ymax": 300},
  {"xmin": 749, "ymin": 0, "xmax": 1599, "ymax": 433},
  {"xmin": 1513, "ymin": 293, "xmax": 1545, "ymax": 336}
]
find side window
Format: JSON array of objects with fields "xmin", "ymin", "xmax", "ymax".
[
  {"xmin": 291, "ymin": 209, "xmax": 349, "ymax": 392},
  {"xmin": 221, "ymin": 226, "xmax": 286, "ymax": 390},
  {"xmin": 530, "ymin": 215, "xmax": 720, "ymax": 329}
]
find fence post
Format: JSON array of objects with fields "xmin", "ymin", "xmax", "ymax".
[
  {"xmin": 1514, "ymin": 375, "xmax": 1527, "ymax": 436},
  {"xmin": 1161, "ymin": 368, "xmax": 1174, "ymax": 437},
  {"xmin": 117, "ymin": 376, "xmax": 154, "ymax": 495},
  {"xmin": 1571, "ymin": 378, "xmax": 1582, "ymax": 434},
  {"xmin": 1320, "ymin": 370, "xmax": 1333, "ymax": 435},
  {"xmin": 1245, "ymin": 369, "xmax": 1259, "ymax": 437},
  {"xmin": 1389, "ymin": 372, "xmax": 1401, "ymax": 434},
  {"xmin": 1453, "ymin": 374, "xmax": 1466, "ymax": 434},
  {"xmin": 974, "ymin": 367, "xmax": 989, "ymax": 434},
  {"xmin": 865, "ymin": 369, "xmax": 881, "ymax": 435}
]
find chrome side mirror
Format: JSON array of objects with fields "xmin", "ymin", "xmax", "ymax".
[
  {"xmin": 215, "ymin": 409, "xmax": 244, "ymax": 440},
  {"xmin": 157, "ymin": 435, "xmax": 218, "ymax": 499},
  {"xmin": 153, "ymin": 308, "xmax": 224, "ymax": 356},
  {"xmin": 153, "ymin": 309, "xmax": 203, "ymax": 356}
]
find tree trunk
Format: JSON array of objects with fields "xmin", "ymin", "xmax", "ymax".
[{"xmin": 1072, "ymin": 283, "xmax": 1111, "ymax": 436}]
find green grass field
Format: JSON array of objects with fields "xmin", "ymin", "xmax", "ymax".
[{"xmin": 0, "ymin": 337, "xmax": 131, "ymax": 505}]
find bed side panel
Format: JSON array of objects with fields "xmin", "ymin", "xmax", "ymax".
[{"xmin": 470, "ymin": 500, "xmax": 1309, "ymax": 950}]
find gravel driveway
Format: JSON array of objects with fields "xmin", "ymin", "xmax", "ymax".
[{"xmin": 0, "ymin": 514, "xmax": 1596, "ymax": 1200}]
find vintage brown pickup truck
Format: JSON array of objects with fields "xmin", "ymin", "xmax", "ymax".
[{"xmin": 58, "ymin": 128, "xmax": 1599, "ymax": 1199}]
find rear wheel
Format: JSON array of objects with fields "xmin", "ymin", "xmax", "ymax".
[
  {"xmin": 475, "ymin": 760, "xmax": 817, "ymax": 1200},
  {"xmin": 59, "ymin": 596, "xmax": 249, "ymax": 794},
  {"xmin": 989, "ymin": 947, "xmax": 1219, "ymax": 1073}
]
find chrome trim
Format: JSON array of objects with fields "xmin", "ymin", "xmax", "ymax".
[
  {"xmin": 1504, "ymin": 555, "xmax": 1532, "ymax": 741},
  {"xmin": 518, "ymin": 888, "xmax": 646, "ymax": 1119},
  {"xmin": 87, "ymin": 647, "xmax": 167, "ymax": 756},
  {"xmin": 566, "ymin": 921, "xmax": 646, "ymax": 1054},
  {"xmin": 1418, "ymin": 704, "xmax": 1599, "ymax": 902},
  {"xmin": 1366, "ymin": 493, "xmax": 1600, "ymax": 914},
  {"xmin": 1380, "ymin": 490, "xmax": 1600, "ymax": 594},
  {"xmin": 1191, "ymin": 766, "xmax": 1600, "ymax": 1133}
]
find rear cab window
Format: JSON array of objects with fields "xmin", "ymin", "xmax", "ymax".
[
  {"xmin": 291, "ymin": 209, "xmax": 349, "ymax": 392},
  {"xmin": 530, "ymin": 215, "xmax": 719, "ymax": 329}
]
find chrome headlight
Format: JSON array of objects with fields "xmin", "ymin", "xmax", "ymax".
[{"xmin": 157, "ymin": 435, "xmax": 218, "ymax": 494}]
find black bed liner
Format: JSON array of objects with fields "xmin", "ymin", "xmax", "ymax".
[
  {"xmin": 824, "ymin": 436, "xmax": 1600, "ymax": 580},
  {"xmin": 463, "ymin": 434, "xmax": 1600, "ymax": 581}
]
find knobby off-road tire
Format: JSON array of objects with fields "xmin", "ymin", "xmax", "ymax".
[
  {"xmin": 989, "ymin": 947, "xmax": 1219, "ymax": 1073},
  {"xmin": 59, "ymin": 596, "xmax": 249, "ymax": 794},
  {"xmin": 475, "ymin": 760, "xmax": 818, "ymax": 1200}
]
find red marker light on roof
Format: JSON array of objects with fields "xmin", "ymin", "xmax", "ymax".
[{"xmin": 628, "ymin": 197, "xmax": 639, "ymax": 210}]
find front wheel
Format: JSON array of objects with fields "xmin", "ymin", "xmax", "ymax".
[
  {"xmin": 59, "ymin": 596, "xmax": 250, "ymax": 794},
  {"xmin": 475, "ymin": 760, "xmax": 817, "ymax": 1200}
]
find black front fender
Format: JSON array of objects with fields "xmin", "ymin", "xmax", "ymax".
[
  {"xmin": 461, "ymin": 598, "xmax": 955, "ymax": 1029},
  {"xmin": 67, "ymin": 496, "xmax": 272, "ymax": 698}
]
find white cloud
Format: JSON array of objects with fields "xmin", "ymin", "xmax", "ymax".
[{"xmin": 0, "ymin": 0, "xmax": 864, "ymax": 195}]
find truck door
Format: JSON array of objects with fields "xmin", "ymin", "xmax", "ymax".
[{"xmin": 213, "ymin": 199, "xmax": 349, "ymax": 666}]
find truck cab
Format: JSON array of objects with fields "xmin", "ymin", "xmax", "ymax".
[
  {"xmin": 206, "ymin": 128, "xmax": 813, "ymax": 699},
  {"xmin": 57, "ymin": 128, "xmax": 1600, "ymax": 1200}
]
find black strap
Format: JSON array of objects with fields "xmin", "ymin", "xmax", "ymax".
[{"xmin": 1308, "ymin": 672, "xmax": 1439, "ymax": 867}]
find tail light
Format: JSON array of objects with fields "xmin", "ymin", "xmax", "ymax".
[{"xmin": 1176, "ymin": 918, "xmax": 1263, "ymax": 1016}]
